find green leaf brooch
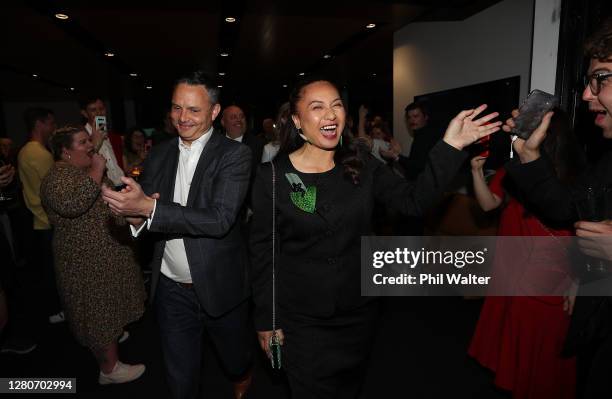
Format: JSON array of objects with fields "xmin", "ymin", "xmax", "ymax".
[{"xmin": 285, "ymin": 173, "xmax": 316, "ymax": 213}]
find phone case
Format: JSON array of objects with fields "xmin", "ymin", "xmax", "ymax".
[
  {"xmin": 511, "ymin": 90, "xmax": 558, "ymax": 140},
  {"xmin": 94, "ymin": 116, "xmax": 107, "ymax": 132}
]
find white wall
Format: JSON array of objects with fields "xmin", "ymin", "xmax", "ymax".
[
  {"xmin": 530, "ymin": 0, "xmax": 562, "ymax": 93},
  {"xmin": 393, "ymin": 0, "xmax": 535, "ymax": 154}
]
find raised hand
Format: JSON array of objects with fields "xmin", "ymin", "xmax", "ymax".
[
  {"xmin": 90, "ymin": 124, "xmax": 108, "ymax": 151},
  {"xmin": 470, "ymin": 155, "xmax": 487, "ymax": 172},
  {"xmin": 101, "ymin": 176, "xmax": 155, "ymax": 218},
  {"xmin": 443, "ymin": 104, "xmax": 501, "ymax": 150},
  {"xmin": 502, "ymin": 109, "xmax": 553, "ymax": 163},
  {"xmin": 575, "ymin": 220, "xmax": 612, "ymax": 262}
]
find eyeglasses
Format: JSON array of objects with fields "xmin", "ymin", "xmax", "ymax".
[{"xmin": 584, "ymin": 71, "xmax": 612, "ymax": 95}]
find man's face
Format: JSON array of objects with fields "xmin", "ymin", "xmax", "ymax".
[
  {"xmin": 170, "ymin": 83, "xmax": 220, "ymax": 144},
  {"xmin": 39, "ymin": 114, "xmax": 57, "ymax": 140},
  {"xmin": 81, "ymin": 99, "xmax": 106, "ymax": 126},
  {"xmin": 406, "ymin": 108, "xmax": 428, "ymax": 130},
  {"xmin": 221, "ymin": 105, "xmax": 247, "ymax": 139},
  {"xmin": 583, "ymin": 58, "xmax": 612, "ymax": 138}
]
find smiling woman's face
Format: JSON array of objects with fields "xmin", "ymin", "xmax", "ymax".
[
  {"xmin": 63, "ymin": 131, "xmax": 94, "ymax": 169},
  {"xmin": 291, "ymin": 81, "xmax": 345, "ymax": 150}
]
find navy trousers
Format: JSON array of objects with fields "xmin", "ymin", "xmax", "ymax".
[{"xmin": 155, "ymin": 275, "xmax": 251, "ymax": 399}]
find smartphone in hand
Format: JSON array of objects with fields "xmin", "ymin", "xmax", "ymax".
[
  {"xmin": 94, "ymin": 115, "xmax": 107, "ymax": 133},
  {"xmin": 511, "ymin": 90, "xmax": 558, "ymax": 140}
]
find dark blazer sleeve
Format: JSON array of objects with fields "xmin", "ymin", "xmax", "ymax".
[
  {"xmin": 504, "ymin": 156, "xmax": 576, "ymax": 223},
  {"xmin": 136, "ymin": 148, "xmax": 157, "ymax": 200},
  {"xmin": 249, "ymin": 164, "xmax": 274, "ymax": 331},
  {"xmin": 148, "ymin": 144, "xmax": 252, "ymax": 237},
  {"xmin": 373, "ymin": 140, "xmax": 467, "ymax": 216}
]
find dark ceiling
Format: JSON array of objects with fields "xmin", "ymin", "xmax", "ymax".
[{"xmin": 1, "ymin": 0, "xmax": 501, "ymax": 125}]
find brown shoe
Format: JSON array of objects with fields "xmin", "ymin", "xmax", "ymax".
[{"xmin": 232, "ymin": 369, "xmax": 252, "ymax": 399}]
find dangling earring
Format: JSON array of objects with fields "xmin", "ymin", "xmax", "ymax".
[
  {"xmin": 339, "ymin": 134, "xmax": 343, "ymax": 147},
  {"xmin": 298, "ymin": 128, "xmax": 309, "ymax": 143}
]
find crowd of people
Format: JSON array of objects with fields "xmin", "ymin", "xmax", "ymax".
[{"xmin": 1, "ymin": 17, "xmax": 612, "ymax": 399}]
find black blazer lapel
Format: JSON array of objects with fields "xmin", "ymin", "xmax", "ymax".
[
  {"xmin": 187, "ymin": 131, "xmax": 222, "ymax": 206},
  {"xmin": 162, "ymin": 139, "xmax": 180, "ymax": 202}
]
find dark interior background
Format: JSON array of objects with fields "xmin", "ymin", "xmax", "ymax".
[{"xmin": 1, "ymin": 0, "xmax": 502, "ymax": 137}]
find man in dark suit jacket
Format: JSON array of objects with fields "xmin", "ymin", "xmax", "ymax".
[
  {"xmin": 504, "ymin": 20, "xmax": 612, "ymax": 398},
  {"xmin": 221, "ymin": 105, "xmax": 265, "ymax": 178},
  {"xmin": 102, "ymin": 71, "xmax": 253, "ymax": 399}
]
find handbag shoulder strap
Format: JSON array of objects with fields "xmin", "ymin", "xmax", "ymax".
[{"xmin": 271, "ymin": 161, "xmax": 277, "ymax": 332}]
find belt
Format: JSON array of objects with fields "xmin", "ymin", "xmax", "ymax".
[{"xmin": 162, "ymin": 274, "xmax": 194, "ymax": 290}]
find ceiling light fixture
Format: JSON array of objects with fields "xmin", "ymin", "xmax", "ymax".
[
  {"xmin": 145, "ymin": 85, "xmax": 153, "ymax": 89},
  {"xmin": 366, "ymin": 23, "xmax": 376, "ymax": 29},
  {"xmin": 218, "ymin": 85, "xmax": 223, "ymax": 88},
  {"xmin": 323, "ymin": 54, "xmax": 332, "ymax": 59},
  {"xmin": 69, "ymin": 87, "xmax": 75, "ymax": 91},
  {"xmin": 218, "ymin": 72, "xmax": 226, "ymax": 76},
  {"xmin": 32, "ymin": 74, "xmax": 38, "ymax": 78},
  {"xmin": 372, "ymin": 73, "xmax": 377, "ymax": 77},
  {"xmin": 298, "ymin": 72, "xmax": 305, "ymax": 76},
  {"xmin": 225, "ymin": 17, "xmax": 236, "ymax": 23},
  {"xmin": 220, "ymin": 52, "xmax": 229, "ymax": 57},
  {"xmin": 55, "ymin": 13, "xmax": 69, "ymax": 20},
  {"xmin": 129, "ymin": 73, "xmax": 138, "ymax": 77},
  {"xmin": 282, "ymin": 84, "xmax": 288, "ymax": 88},
  {"xmin": 104, "ymin": 52, "xmax": 115, "ymax": 57}
]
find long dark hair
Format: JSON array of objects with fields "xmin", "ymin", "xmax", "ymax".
[
  {"xmin": 542, "ymin": 108, "xmax": 586, "ymax": 184},
  {"xmin": 279, "ymin": 76, "xmax": 369, "ymax": 185}
]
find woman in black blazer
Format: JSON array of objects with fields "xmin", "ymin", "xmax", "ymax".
[{"xmin": 250, "ymin": 76, "xmax": 501, "ymax": 398}]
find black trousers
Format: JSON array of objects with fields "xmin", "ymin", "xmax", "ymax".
[
  {"xmin": 280, "ymin": 302, "xmax": 380, "ymax": 399},
  {"xmin": 155, "ymin": 275, "xmax": 252, "ymax": 399},
  {"xmin": 577, "ymin": 333, "xmax": 612, "ymax": 398}
]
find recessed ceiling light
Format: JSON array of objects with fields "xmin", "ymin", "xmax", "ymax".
[
  {"xmin": 372, "ymin": 73, "xmax": 377, "ymax": 77},
  {"xmin": 282, "ymin": 84, "xmax": 288, "ymax": 88},
  {"xmin": 366, "ymin": 23, "xmax": 376, "ymax": 29},
  {"xmin": 225, "ymin": 17, "xmax": 236, "ymax": 23},
  {"xmin": 69, "ymin": 87, "xmax": 75, "ymax": 91},
  {"xmin": 218, "ymin": 72, "xmax": 226, "ymax": 76},
  {"xmin": 145, "ymin": 85, "xmax": 153, "ymax": 89},
  {"xmin": 220, "ymin": 52, "xmax": 229, "ymax": 57},
  {"xmin": 298, "ymin": 72, "xmax": 305, "ymax": 76},
  {"xmin": 32, "ymin": 74, "xmax": 38, "ymax": 78},
  {"xmin": 55, "ymin": 13, "xmax": 69, "ymax": 20},
  {"xmin": 218, "ymin": 85, "xmax": 223, "ymax": 88},
  {"xmin": 129, "ymin": 73, "xmax": 138, "ymax": 77},
  {"xmin": 104, "ymin": 52, "xmax": 115, "ymax": 57},
  {"xmin": 323, "ymin": 54, "xmax": 332, "ymax": 59}
]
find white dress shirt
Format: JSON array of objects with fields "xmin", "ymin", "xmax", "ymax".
[
  {"xmin": 85, "ymin": 123, "xmax": 124, "ymax": 186},
  {"xmin": 227, "ymin": 134, "xmax": 243, "ymax": 143},
  {"xmin": 131, "ymin": 128, "xmax": 213, "ymax": 283}
]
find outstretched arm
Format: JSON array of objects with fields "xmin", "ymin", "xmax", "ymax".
[{"xmin": 470, "ymin": 156, "xmax": 502, "ymax": 212}]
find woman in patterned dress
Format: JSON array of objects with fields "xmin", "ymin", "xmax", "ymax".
[{"xmin": 41, "ymin": 126, "xmax": 146, "ymax": 384}]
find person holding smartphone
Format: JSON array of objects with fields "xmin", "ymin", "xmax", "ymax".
[
  {"xmin": 79, "ymin": 97, "xmax": 125, "ymax": 187},
  {"xmin": 469, "ymin": 109, "xmax": 585, "ymax": 399},
  {"xmin": 503, "ymin": 19, "xmax": 612, "ymax": 398}
]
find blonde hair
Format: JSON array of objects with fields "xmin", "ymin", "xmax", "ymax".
[{"xmin": 49, "ymin": 125, "xmax": 85, "ymax": 161}]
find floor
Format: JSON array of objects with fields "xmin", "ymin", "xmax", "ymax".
[{"xmin": 0, "ymin": 295, "xmax": 510, "ymax": 398}]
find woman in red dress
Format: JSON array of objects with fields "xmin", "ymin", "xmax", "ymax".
[{"xmin": 468, "ymin": 110, "xmax": 585, "ymax": 399}]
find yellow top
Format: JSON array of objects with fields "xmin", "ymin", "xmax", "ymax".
[{"xmin": 18, "ymin": 141, "xmax": 54, "ymax": 230}]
